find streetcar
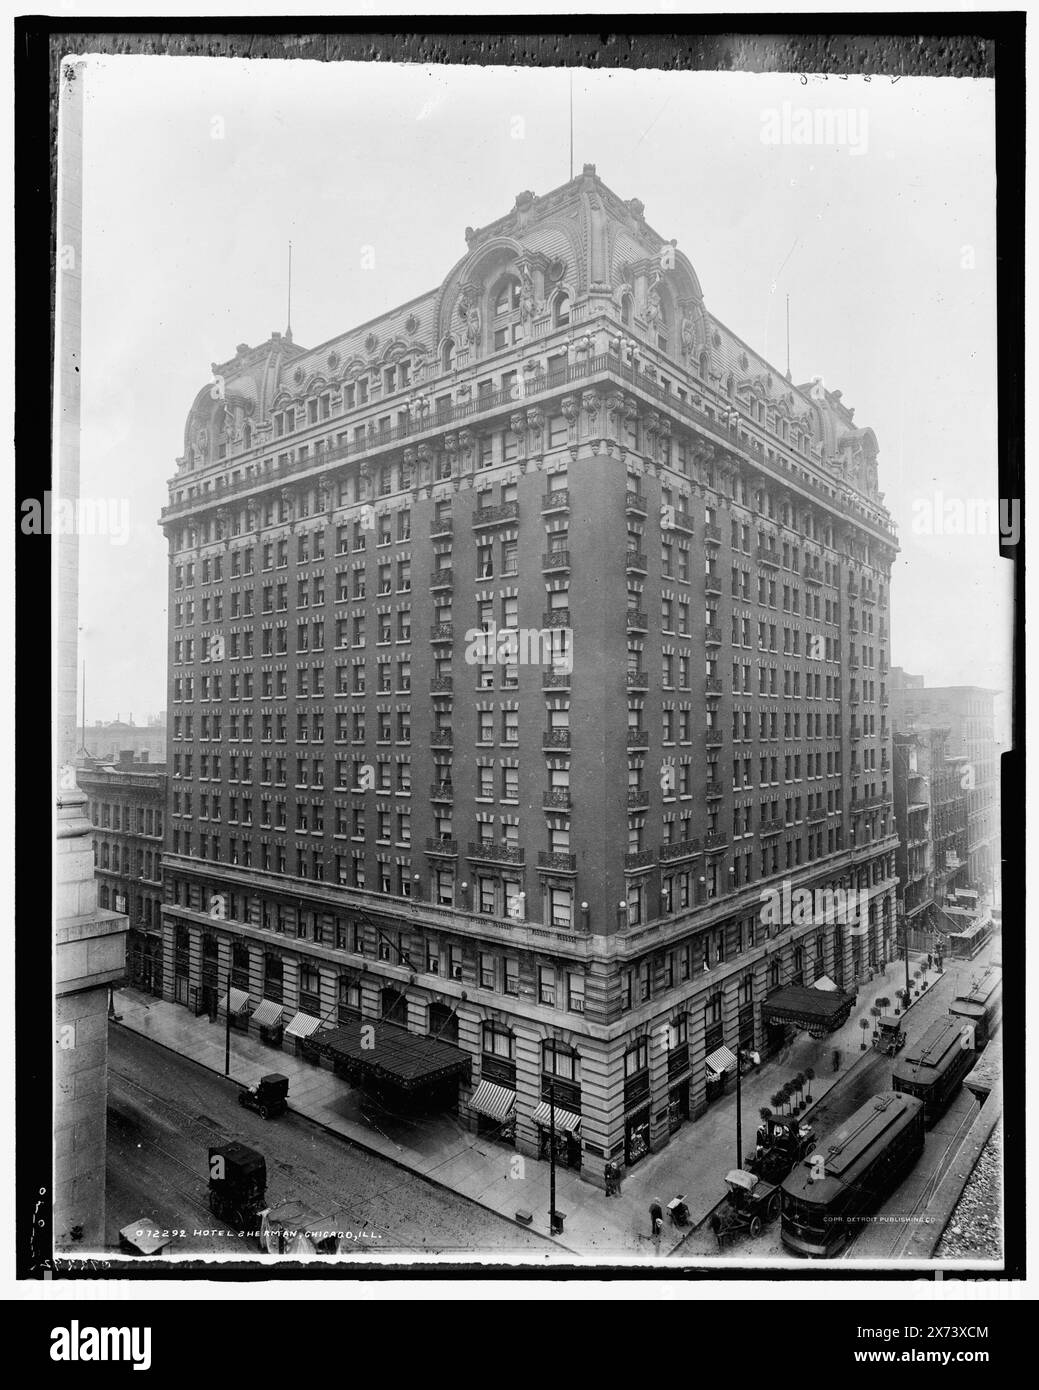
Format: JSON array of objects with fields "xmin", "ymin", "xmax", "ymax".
[
  {"xmin": 948, "ymin": 966, "xmax": 1002, "ymax": 1048},
  {"xmin": 891, "ymin": 1016, "xmax": 978, "ymax": 1125},
  {"xmin": 946, "ymin": 917, "xmax": 992, "ymax": 961},
  {"xmin": 780, "ymin": 1092, "xmax": 925, "ymax": 1258}
]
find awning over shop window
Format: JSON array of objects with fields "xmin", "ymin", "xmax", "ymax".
[
  {"xmin": 251, "ymin": 999, "xmax": 285, "ymax": 1029},
  {"xmin": 532, "ymin": 1101, "xmax": 581, "ymax": 1133},
  {"xmin": 220, "ymin": 987, "xmax": 251, "ymax": 1016},
  {"xmin": 470, "ymin": 1080, "xmax": 517, "ymax": 1121},
  {"xmin": 313, "ymin": 1019, "xmax": 471, "ymax": 1093},
  {"xmin": 705, "ymin": 1045, "xmax": 738, "ymax": 1076},
  {"xmin": 763, "ymin": 984, "xmax": 854, "ymax": 1033},
  {"xmin": 284, "ymin": 1011, "xmax": 322, "ymax": 1040}
]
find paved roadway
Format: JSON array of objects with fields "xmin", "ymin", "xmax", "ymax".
[
  {"xmin": 671, "ymin": 950, "xmax": 998, "ymax": 1262},
  {"xmin": 106, "ymin": 1024, "xmax": 553, "ymax": 1261}
]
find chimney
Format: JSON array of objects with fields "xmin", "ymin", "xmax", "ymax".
[
  {"xmin": 138, "ymin": 751, "xmax": 149, "ymax": 764},
  {"xmin": 118, "ymin": 749, "xmax": 134, "ymax": 768}
]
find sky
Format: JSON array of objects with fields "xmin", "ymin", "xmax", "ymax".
[{"xmin": 72, "ymin": 57, "xmax": 1007, "ymax": 733}]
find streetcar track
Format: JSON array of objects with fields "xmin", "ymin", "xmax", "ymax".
[{"xmin": 109, "ymin": 1061, "xmax": 528, "ymax": 1255}]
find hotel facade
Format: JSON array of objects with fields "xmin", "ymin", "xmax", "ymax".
[{"xmin": 158, "ymin": 166, "xmax": 899, "ymax": 1184}]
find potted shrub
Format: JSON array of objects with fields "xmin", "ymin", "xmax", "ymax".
[
  {"xmin": 793, "ymin": 1072, "xmax": 806, "ymax": 1112},
  {"xmin": 803, "ymin": 1067, "xmax": 815, "ymax": 1104},
  {"xmin": 859, "ymin": 1018, "xmax": 870, "ymax": 1050}
]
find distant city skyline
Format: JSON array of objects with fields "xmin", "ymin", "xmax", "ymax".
[{"xmin": 76, "ymin": 58, "xmax": 1005, "ymax": 722}]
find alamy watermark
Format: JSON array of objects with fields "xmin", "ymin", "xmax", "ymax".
[
  {"xmin": 464, "ymin": 621, "xmax": 573, "ymax": 674},
  {"xmin": 759, "ymin": 879, "xmax": 872, "ymax": 936},
  {"xmin": 20, "ymin": 492, "xmax": 130, "ymax": 545},
  {"xmin": 760, "ymin": 102, "xmax": 869, "ymax": 156},
  {"xmin": 911, "ymin": 493, "xmax": 1019, "ymax": 545}
]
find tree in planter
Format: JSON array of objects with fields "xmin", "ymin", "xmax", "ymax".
[
  {"xmin": 792, "ymin": 1072, "xmax": 806, "ymax": 1112},
  {"xmin": 771, "ymin": 1090, "xmax": 785, "ymax": 1116},
  {"xmin": 912, "ymin": 969, "xmax": 922, "ymax": 996},
  {"xmin": 803, "ymin": 1066, "xmax": 815, "ymax": 1104},
  {"xmin": 859, "ymin": 1018, "xmax": 870, "ymax": 1050},
  {"xmin": 778, "ymin": 1084, "xmax": 793, "ymax": 1116}
]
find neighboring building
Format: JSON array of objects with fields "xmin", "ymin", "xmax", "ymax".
[
  {"xmin": 79, "ymin": 753, "xmax": 168, "ymax": 997},
  {"xmin": 892, "ymin": 727, "xmax": 970, "ymax": 940},
  {"xmin": 82, "ymin": 716, "xmax": 167, "ymax": 764},
  {"xmin": 157, "ymin": 166, "xmax": 900, "ymax": 1184},
  {"xmin": 890, "ymin": 679, "xmax": 1000, "ymax": 892}
]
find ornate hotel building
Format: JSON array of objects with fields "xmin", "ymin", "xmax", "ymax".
[{"xmin": 158, "ymin": 165, "xmax": 899, "ymax": 1184}]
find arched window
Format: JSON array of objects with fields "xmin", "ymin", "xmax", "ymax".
[
  {"xmin": 553, "ymin": 290, "xmax": 570, "ymax": 327},
  {"xmin": 441, "ymin": 337, "xmax": 455, "ymax": 374},
  {"xmin": 698, "ymin": 351, "xmax": 709, "ymax": 379},
  {"xmin": 726, "ymin": 374, "xmax": 735, "ymax": 398},
  {"xmin": 621, "ymin": 293, "xmax": 634, "ymax": 326},
  {"xmin": 243, "ymin": 422, "xmax": 252, "ymax": 449}
]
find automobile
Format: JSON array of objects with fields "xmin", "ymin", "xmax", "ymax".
[
  {"xmin": 709, "ymin": 1168, "xmax": 781, "ymax": 1245},
  {"xmin": 238, "ymin": 1072, "xmax": 289, "ymax": 1120},
  {"xmin": 874, "ymin": 1016, "xmax": 906, "ymax": 1056}
]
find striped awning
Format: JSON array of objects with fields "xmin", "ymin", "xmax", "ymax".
[
  {"xmin": 220, "ymin": 987, "xmax": 251, "ymax": 1016},
  {"xmin": 705, "ymin": 1045, "xmax": 738, "ymax": 1076},
  {"xmin": 469, "ymin": 1080, "xmax": 517, "ymax": 1121},
  {"xmin": 532, "ymin": 1100, "xmax": 581, "ymax": 1133},
  {"xmin": 284, "ymin": 1011, "xmax": 322, "ymax": 1040},
  {"xmin": 251, "ymin": 999, "xmax": 285, "ymax": 1028}
]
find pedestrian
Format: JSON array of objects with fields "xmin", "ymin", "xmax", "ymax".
[
  {"xmin": 611, "ymin": 1161, "xmax": 623, "ymax": 1196},
  {"xmin": 927, "ymin": 952, "xmax": 933, "ymax": 970},
  {"xmin": 604, "ymin": 1161, "xmax": 620, "ymax": 1196},
  {"xmin": 832, "ymin": 1046, "xmax": 841, "ymax": 1073},
  {"xmin": 649, "ymin": 1200, "xmax": 663, "ymax": 1241}
]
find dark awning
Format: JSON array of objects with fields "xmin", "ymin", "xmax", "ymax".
[
  {"xmin": 762, "ymin": 984, "xmax": 855, "ymax": 1033},
  {"xmin": 314, "ymin": 1019, "xmax": 471, "ymax": 1092}
]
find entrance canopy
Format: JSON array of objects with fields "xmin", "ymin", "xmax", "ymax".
[
  {"xmin": 763, "ymin": 984, "xmax": 854, "ymax": 1033},
  {"xmin": 314, "ymin": 1019, "xmax": 471, "ymax": 1092}
]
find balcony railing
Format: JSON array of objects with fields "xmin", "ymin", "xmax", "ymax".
[
  {"xmin": 626, "ymin": 730, "xmax": 649, "ymax": 747},
  {"xmin": 703, "ymin": 830, "xmax": 728, "ymax": 850},
  {"xmin": 757, "ymin": 546, "xmax": 780, "ymax": 568},
  {"xmin": 430, "ymin": 517, "xmax": 453, "ymax": 536},
  {"xmin": 625, "ymin": 549, "xmax": 647, "ymax": 572},
  {"xmin": 430, "ymin": 676, "xmax": 454, "ymax": 693},
  {"xmin": 473, "ymin": 501, "xmax": 519, "ymax": 529},
  {"xmin": 468, "ymin": 841, "xmax": 525, "ymax": 865},
  {"xmin": 668, "ymin": 511, "xmax": 695, "ymax": 534},
  {"xmin": 543, "ymin": 788, "xmax": 572, "ymax": 810},
  {"xmin": 626, "ymin": 669, "xmax": 648, "ymax": 690},
  {"xmin": 705, "ymin": 780, "xmax": 723, "ymax": 798},
  {"xmin": 625, "ymin": 491, "xmax": 647, "ymax": 512},
  {"xmin": 425, "ymin": 837, "xmax": 458, "ymax": 856},
  {"xmin": 703, "ymin": 524, "xmax": 721, "ymax": 545},
  {"xmin": 542, "ymin": 670, "xmax": 571, "ymax": 688},
  {"xmin": 704, "ymin": 729, "xmax": 723, "ymax": 748},
  {"xmin": 429, "ymin": 782, "xmax": 454, "ymax": 800},
  {"xmin": 626, "ymin": 609, "xmax": 648, "ymax": 631},
  {"xmin": 543, "ymin": 609, "xmax": 571, "ymax": 628},
  {"xmin": 429, "ymin": 569, "xmax": 453, "ymax": 589},
  {"xmin": 705, "ymin": 676, "xmax": 723, "ymax": 695},
  {"xmin": 627, "ymin": 786, "xmax": 649, "ymax": 807},
  {"xmin": 543, "ymin": 729, "xmax": 571, "ymax": 749},
  {"xmin": 704, "ymin": 574, "xmax": 722, "ymax": 596},
  {"xmin": 704, "ymin": 624, "xmax": 722, "ymax": 644},
  {"xmin": 542, "ymin": 489, "xmax": 570, "ymax": 512},
  {"xmin": 538, "ymin": 850, "xmax": 576, "ymax": 872},
  {"xmin": 803, "ymin": 564, "xmax": 823, "ymax": 584},
  {"xmin": 429, "ymin": 622, "xmax": 453, "ymax": 641},
  {"xmin": 430, "ymin": 728, "xmax": 453, "ymax": 746},
  {"xmin": 541, "ymin": 550, "xmax": 570, "ymax": 571},
  {"xmin": 625, "ymin": 848, "xmax": 656, "ymax": 869},
  {"xmin": 659, "ymin": 839, "xmax": 700, "ymax": 862},
  {"xmin": 807, "ymin": 808, "xmax": 827, "ymax": 823}
]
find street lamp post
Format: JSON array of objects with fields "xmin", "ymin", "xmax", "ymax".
[{"xmin": 735, "ymin": 1049, "xmax": 743, "ymax": 1170}]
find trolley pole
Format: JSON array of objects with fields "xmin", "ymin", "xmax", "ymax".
[
  {"xmin": 548, "ymin": 1081, "xmax": 557, "ymax": 1234},
  {"xmin": 225, "ymin": 969, "xmax": 232, "ymax": 1077}
]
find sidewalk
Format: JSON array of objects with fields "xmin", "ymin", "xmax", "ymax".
[{"xmin": 112, "ymin": 949, "xmax": 957, "ymax": 1259}]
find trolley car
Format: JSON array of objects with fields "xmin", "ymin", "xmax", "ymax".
[
  {"xmin": 891, "ymin": 1017, "xmax": 978, "ymax": 1125},
  {"xmin": 947, "ymin": 917, "xmax": 992, "ymax": 961},
  {"xmin": 780, "ymin": 1092, "xmax": 925, "ymax": 1258},
  {"xmin": 948, "ymin": 966, "xmax": 1002, "ymax": 1048}
]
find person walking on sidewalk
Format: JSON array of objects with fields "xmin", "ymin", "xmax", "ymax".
[
  {"xmin": 649, "ymin": 1200, "xmax": 663, "ymax": 1242},
  {"xmin": 831, "ymin": 1046, "xmax": 841, "ymax": 1073}
]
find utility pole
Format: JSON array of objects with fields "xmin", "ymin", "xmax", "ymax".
[
  {"xmin": 735, "ymin": 1050, "xmax": 743, "ymax": 1170},
  {"xmin": 904, "ymin": 917, "xmax": 912, "ymax": 1006},
  {"xmin": 548, "ymin": 1081, "xmax": 559, "ymax": 1234},
  {"xmin": 225, "ymin": 968, "xmax": 232, "ymax": 1076}
]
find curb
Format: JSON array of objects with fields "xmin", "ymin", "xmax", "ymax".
[{"xmin": 112, "ymin": 1017, "xmax": 572, "ymax": 1255}]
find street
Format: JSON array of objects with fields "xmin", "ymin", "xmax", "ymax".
[{"xmin": 106, "ymin": 1025, "xmax": 554, "ymax": 1260}]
